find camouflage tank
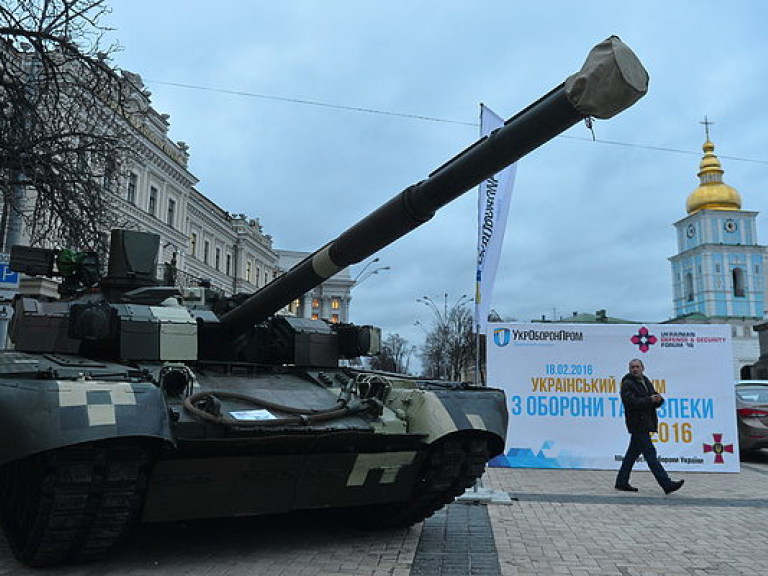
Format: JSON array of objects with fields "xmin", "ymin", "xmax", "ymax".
[{"xmin": 0, "ymin": 36, "xmax": 648, "ymax": 566}]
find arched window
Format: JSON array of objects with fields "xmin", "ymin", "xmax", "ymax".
[
  {"xmin": 684, "ymin": 273, "xmax": 694, "ymax": 302},
  {"xmin": 733, "ymin": 267, "xmax": 745, "ymax": 297}
]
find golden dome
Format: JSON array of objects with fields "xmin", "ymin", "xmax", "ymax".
[{"xmin": 685, "ymin": 139, "xmax": 741, "ymax": 214}]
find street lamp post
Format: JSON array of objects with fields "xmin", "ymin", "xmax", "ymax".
[
  {"xmin": 353, "ymin": 257, "xmax": 379, "ymax": 283},
  {"xmin": 354, "ymin": 265, "xmax": 390, "ymax": 287},
  {"xmin": 418, "ymin": 296, "xmax": 446, "ymax": 379},
  {"xmin": 417, "ymin": 293, "xmax": 472, "ymax": 380}
]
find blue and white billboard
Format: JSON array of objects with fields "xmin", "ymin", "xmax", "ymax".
[{"xmin": 487, "ymin": 323, "xmax": 739, "ymax": 472}]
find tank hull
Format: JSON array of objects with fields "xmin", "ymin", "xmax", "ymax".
[
  {"xmin": 0, "ymin": 352, "xmax": 506, "ymax": 565},
  {"xmin": 142, "ymin": 368, "xmax": 507, "ymax": 522}
]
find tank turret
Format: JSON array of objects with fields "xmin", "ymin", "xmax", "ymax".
[{"xmin": 0, "ymin": 36, "xmax": 648, "ymax": 567}]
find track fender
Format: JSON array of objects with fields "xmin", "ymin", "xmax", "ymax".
[
  {"xmin": 385, "ymin": 387, "xmax": 508, "ymax": 455},
  {"xmin": 0, "ymin": 379, "xmax": 172, "ymax": 466}
]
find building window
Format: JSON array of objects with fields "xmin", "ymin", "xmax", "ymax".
[
  {"xmin": 715, "ymin": 264, "xmax": 721, "ymax": 273},
  {"xmin": 149, "ymin": 186, "xmax": 158, "ymax": 216},
  {"xmin": 684, "ymin": 273, "xmax": 694, "ymax": 302},
  {"xmin": 246, "ymin": 261, "xmax": 252, "ymax": 282},
  {"xmin": 215, "ymin": 248, "xmax": 221, "ymax": 271},
  {"xmin": 77, "ymin": 149, "xmax": 88, "ymax": 172},
  {"xmin": 127, "ymin": 173, "xmax": 137, "ymax": 204},
  {"xmin": 733, "ymin": 267, "xmax": 745, "ymax": 297},
  {"xmin": 203, "ymin": 241, "xmax": 210, "ymax": 265},
  {"xmin": 190, "ymin": 232, "xmax": 197, "ymax": 257},
  {"xmin": 226, "ymin": 254, "xmax": 231, "ymax": 275},
  {"xmin": 312, "ymin": 298, "xmax": 320, "ymax": 309},
  {"xmin": 331, "ymin": 298, "xmax": 340, "ymax": 310},
  {"xmin": 311, "ymin": 313, "xmax": 319, "ymax": 320},
  {"xmin": 331, "ymin": 314, "xmax": 339, "ymax": 323},
  {"xmin": 103, "ymin": 156, "xmax": 116, "ymax": 192},
  {"xmin": 256, "ymin": 267, "xmax": 261, "ymax": 287},
  {"xmin": 167, "ymin": 198, "xmax": 176, "ymax": 228}
]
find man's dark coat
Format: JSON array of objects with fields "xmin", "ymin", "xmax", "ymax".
[{"xmin": 620, "ymin": 372, "xmax": 664, "ymax": 433}]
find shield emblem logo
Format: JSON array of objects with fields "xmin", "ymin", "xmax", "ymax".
[{"xmin": 493, "ymin": 328, "xmax": 511, "ymax": 347}]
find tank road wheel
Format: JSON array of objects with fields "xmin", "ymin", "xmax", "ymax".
[
  {"xmin": 356, "ymin": 435, "xmax": 491, "ymax": 530},
  {"xmin": 0, "ymin": 439, "xmax": 152, "ymax": 567}
]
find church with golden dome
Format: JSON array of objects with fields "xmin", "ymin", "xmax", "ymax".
[{"xmin": 668, "ymin": 123, "xmax": 764, "ymax": 373}]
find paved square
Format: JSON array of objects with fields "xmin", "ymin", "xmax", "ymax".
[{"xmin": 2, "ymin": 454, "xmax": 767, "ymax": 575}]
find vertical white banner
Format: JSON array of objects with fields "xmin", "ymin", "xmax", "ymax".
[
  {"xmin": 487, "ymin": 323, "xmax": 739, "ymax": 472},
  {"xmin": 476, "ymin": 105, "xmax": 517, "ymax": 333}
]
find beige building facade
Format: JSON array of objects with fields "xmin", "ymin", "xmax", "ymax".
[
  {"xmin": 4, "ymin": 68, "xmax": 352, "ymax": 327},
  {"xmin": 114, "ymin": 74, "xmax": 352, "ymax": 322}
]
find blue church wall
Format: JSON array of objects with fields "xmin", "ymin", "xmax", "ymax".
[
  {"xmin": 713, "ymin": 216, "xmax": 749, "ymax": 245},
  {"xmin": 671, "ymin": 248, "xmax": 764, "ymax": 319},
  {"xmin": 744, "ymin": 220, "xmax": 755, "ymax": 245},
  {"xmin": 732, "ymin": 300, "xmax": 751, "ymax": 316},
  {"xmin": 712, "ymin": 253, "xmax": 724, "ymax": 275},
  {"xmin": 694, "ymin": 253, "xmax": 704, "ymax": 283},
  {"xmin": 678, "ymin": 213, "xmax": 759, "ymax": 248},
  {"xmin": 727, "ymin": 252, "xmax": 747, "ymax": 265},
  {"xmin": 671, "ymin": 262, "xmax": 685, "ymax": 316},
  {"xmin": 708, "ymin": 218, "xmax": 718, "ymax": 243},
  {"xmin": 714, "ymin": 296, "xmax": 728, "ymax": 317},
  {"xmin": 750, "ymin": 254, "xmax": 764, "ymax": 315},
  {"xmin": 682, "ymin": 232, "xmax": 698, "ymax": 252}
]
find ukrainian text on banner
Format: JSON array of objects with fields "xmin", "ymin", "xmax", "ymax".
[
  {"xmin": 475, "ymin": 104, "xmax": 516, "ymax": 333},
  {"xmin": 487, "ymin": 323, "xmax": 739, "ymax": 472}
]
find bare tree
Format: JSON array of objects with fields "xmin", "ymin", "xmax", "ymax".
[
  {"xmin": 369, "ymin": 333, "xmax": 415, "ymax": 374},
  {"xmin": 417, "ymin": 294, "xmax": 475, "ymax": 381},
  {"xmin": 0, "ymin": 0, "xmax": 132, "ymax": 256}
]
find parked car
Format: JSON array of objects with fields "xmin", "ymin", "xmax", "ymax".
[{"xmin": 735, "ymin": 380, "xmax": 768, "ymax": 454}]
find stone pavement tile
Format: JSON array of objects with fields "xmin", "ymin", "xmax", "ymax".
[
  {"xmin": 1, "ymin": 506, "xmax": 425, "ymax": 576},
  {"xmin": 411, "ymin": 502, "xmax": 502, "ymax": 576},
  {"xmin": 484, "ymin": 463, "xmax": 768, "ymax": 576},
  {"xmin": 3, "ymin": 457, "xmax": 767, "ymax": 575}
]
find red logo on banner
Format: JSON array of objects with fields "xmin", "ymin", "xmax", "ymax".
[
  {"xmin": 703, "ymin": 433, "xmax": 734, "ymax": 464},
  {"xmin": 630, "ymin": 327, "xmax": 657, "ymax": 353}
]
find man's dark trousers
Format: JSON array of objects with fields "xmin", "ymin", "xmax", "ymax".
[{"xmin": 616, "ymin": 431, "xmax": 672, "ymax": 489}]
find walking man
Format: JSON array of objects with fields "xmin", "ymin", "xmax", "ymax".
[{"xmin": 615, "ymin": 358, "xmax": 684, "ymax": 494}]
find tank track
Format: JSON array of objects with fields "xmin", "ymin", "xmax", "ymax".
[
  {"xmin": 0, "ymin": 439, "xmax": 151, "ymax": 567},
  {"xmin": 356, "ymin": 434, "xmax": 491, "ymax": 529}
]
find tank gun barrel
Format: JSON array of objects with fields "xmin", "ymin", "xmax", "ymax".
[{"xmin": 219, "ymin": 35, "xmax": 648, "ymax": 337}]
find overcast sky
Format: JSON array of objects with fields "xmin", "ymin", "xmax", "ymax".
[{"xmin": 104, "ymin": 1, "xmax": 768, "ymax": 350}]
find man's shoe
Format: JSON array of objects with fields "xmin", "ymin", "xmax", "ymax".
[
  {"xmin": 664, "ymin": 479, "xmax": 685, "ymax": 495},
  {"xmin": 614, "ymin": 483, "xmax": 638, "ymax": 492}
]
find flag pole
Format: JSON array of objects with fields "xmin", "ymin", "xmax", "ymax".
[
  {"xmin": 474, "ymin": 103, "xmax": 484, "ymax": 387},
  {"xmin": 474, "ymin": 103, "xmax": 518, "ymax": 389}
]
